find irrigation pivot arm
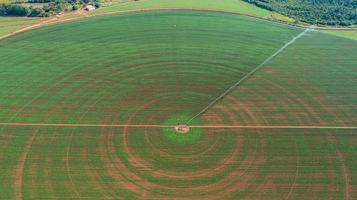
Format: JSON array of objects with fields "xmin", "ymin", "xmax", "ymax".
[{"xmin": 186, "ymin": 26, "xmax": 315, "ymax": 124}]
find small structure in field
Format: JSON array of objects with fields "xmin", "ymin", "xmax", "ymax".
[
  {"xmin": 174, "ymin": 124, "xmax": 190, "ymax": 134},
  {"xmin": 84, "ymin": 5, "xmax": 96, "ymax": 12}
]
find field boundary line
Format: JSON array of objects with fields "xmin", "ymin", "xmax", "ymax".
[
  {"xmin": 0, "ymin": 16, "xmax": 63, "ymax": 41},
  {"xmin": 1, "ymin": 122, "xmax": 357, "ymax": 129},
  {"xmin": 190, "ymin": 125, "xmax": 357, "ymax": 129},
  {"xmin": 186, "ymin": 26, "xmax": 315, "ymax": 124},
  {"xmin": 0, "ymin": 122, "xmax": 172, "ymax": 128}
]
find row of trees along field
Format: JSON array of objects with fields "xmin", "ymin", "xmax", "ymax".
[
  {"xmin": 244, "ymin": 0, "xmax": 357, "ymax": 26},
  {"xmin": 0, "ymin": 0, "xmax": 100, "ymax": 17}
]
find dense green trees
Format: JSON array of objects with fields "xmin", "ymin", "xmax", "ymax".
[
  {"xmin": 0, "ymin": 0, "xmax": 100, "ymax": 17},
  {"xmin": 0, "ymin": 4, "xmax": 30, "ymax": 16},
  {"xmin": 244, "ymin": 0, "xmax": 357, "ymax": 26},
  {"xmin": 0, "ymin": 3, "xmax": 52, "ymax": 17}
]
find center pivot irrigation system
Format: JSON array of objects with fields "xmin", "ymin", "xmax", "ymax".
[
  {"xmin": 186, "ymin": 26, "xmax": 316, "ymax": 125},
  {"xmin": 0, "ymin": 25, "xmax": 354, "ymax": 134}
]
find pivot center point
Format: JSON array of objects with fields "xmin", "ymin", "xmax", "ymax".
[{"xmin": 174, "ymin": 124, "xmax": 190, "ymax": 134}]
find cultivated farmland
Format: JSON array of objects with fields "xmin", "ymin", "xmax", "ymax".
[
  {"xmin": 0, "ymin": 17, "xmax": 38, "ymax": 37},
  {"xmin": 0, "ymin": 10, "xmax": 356, "ymax": 200}
]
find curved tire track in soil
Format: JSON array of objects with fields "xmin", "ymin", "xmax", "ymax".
[
  {"xmin": 65, "ymin": 83, "xmax": 111, "ymax": 199},
  {"xmin": 109, "ymin": 92, "xmax": 268, "ymax": 198},
  {"xmin": 2, "ymin": 10, "xmax": 355, "ymax": 199},
  {"xmin": 13, "ymin": 128, "xmax": 39, "ymax": 200},
  {"xmin": 284, "ymin": 142, "xmax": 300, "ymax": 200},
  {"xmin": 202, "ymin": 77, "xmax": 328, "ymax": 199},
  {"xmin": 328, "ymin": 133, "xmax": 352, "ymax": 200}
]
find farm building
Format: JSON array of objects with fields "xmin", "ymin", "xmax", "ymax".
[{"xmin": 84, "ymin": 5, "xmax": 96, "ymax": 11}]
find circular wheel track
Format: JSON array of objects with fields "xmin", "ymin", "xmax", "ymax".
[{"xmin": 0, "ymin": 11, "xmax": 353, "ymax": 199}]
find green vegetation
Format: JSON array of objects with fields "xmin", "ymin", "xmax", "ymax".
[
  {"xmin": 0, "ymin": 0, "xmax": 295, "ymax": 38},
  {"xmin": 210, "ymin": 28, "xmax": 357, "ymax": 127},
  {"xmin": 0, "ymin": 16, "xmax": 37, "ymax": 36},
  {"xmin": 0, "ymin": 10, "xmax": 356, "ymax": 199},
  {"xmin": 161, "ymin": 114, "xmax": 202, "ymax": 144},
  {"xmin": 0, "ymin": 4, "xmax": 33, "ymax": 16},
  {"xmin": 0, "ymin": 10, "xmax": 300, "ymax": 124},
  {"xmin": 94, "ymin": 0, "xmax": 270, "ymax": 17},
  {"xmin": 243, "ymin": 0, "xmax": 357, "ymax": 26},
  {"xmin": 94, "ymin": 0, "xmax": 293, "ymax": 22},
  {"xmin": 322, "ymin": 29, "xmax": 357, "ymax": 41},
  {"xmin": 0, "ymin": 0, "xmax": 100, "ymax": 17},
  {"xmin": 0, "ymin": 0, "xmax": 12, "ymax": 3}
]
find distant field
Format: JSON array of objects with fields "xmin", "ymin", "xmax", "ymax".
[
  {"xmin": 0, "ymin": 0, "xmax": 12, "ymax": 3},
  {"xmin": 0, "ymin": 17, "xmax": 39, "ymax": 37},
  {"xmin": 322, "ymin": 30, "xmax": 357, "ymax": 41},
  {"xmin": 0, "ymin": 0, "xmax": 293, "ymax": 38},
  {"xmin": 94, "ymin": 0, "xmax": 293, "ymax": 22},
  {"xmin": 0, "ymin": 10, "xmax": 356, "ymax": 199}
]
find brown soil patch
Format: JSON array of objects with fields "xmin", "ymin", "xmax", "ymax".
[{"xmin": 174, "ymin": 124, "xmax": 190, "ymax": 133}]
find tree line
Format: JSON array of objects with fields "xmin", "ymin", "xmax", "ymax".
[
  {"xmin": 0, "ymin": 0, "xmax": 100, "ymax": 17},
  {"xmin": 244, "ymin": 0, "xmax": 357, "ymax": 26}
]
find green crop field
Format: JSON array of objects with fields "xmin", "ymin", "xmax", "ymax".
[
  {"xmin": 0, "ymin": 17, "xmax": 39, "ymax": 37},
  {"xmin": 0, "ymin": 10, "xmax": 356, "ymax": 199},
  {"xmin": 95, "ymin": 0, "xmax": 270, "ymax": 16},
  {"xmin": 0, "ymin": 0, "xmax": 13, "ymax": 3},
  {"xmin": 0, "ymin": 0, "xmax": 293, "ymax": 38},
  {"xmin": 94, "ymin": 0, "xmax": 293, "ymax": 22},
  {"xmin": 322, "ymin": 30, "xmax": 357, "ymax": 41}
]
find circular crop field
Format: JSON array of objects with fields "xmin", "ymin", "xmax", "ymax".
[
  {"xmin": 1, "ymin": 10, "xmax": 357, "ymax": 200},
  {"xmin": 0, "ymin": 10, "xmax": 301, "ymax": 125}
]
